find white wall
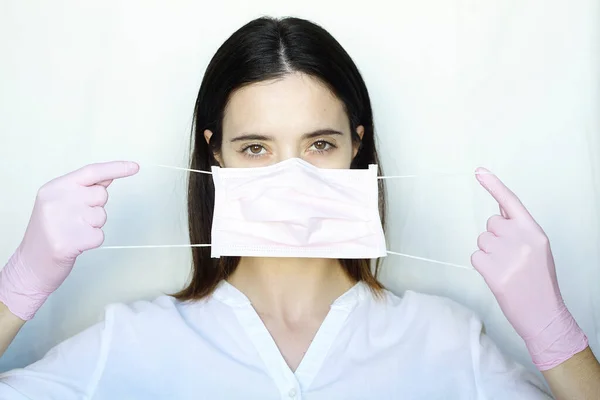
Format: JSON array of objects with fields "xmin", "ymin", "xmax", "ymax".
[{"xmin": 0, "ymin": 0, "xmax": 598, "ymax": 376}]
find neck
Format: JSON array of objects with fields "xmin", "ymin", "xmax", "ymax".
[{"xmin": 227, "ymin": 257, "xmax": 355, "ymax": 321}]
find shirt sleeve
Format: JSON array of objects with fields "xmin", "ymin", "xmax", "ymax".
[
  {"xmin": 469, "ymin": 316, "xmax": 554, "ymax": 400},
  {"xmin": 0, "ymin": 307, "xmax": 114, "ymax": 400}
]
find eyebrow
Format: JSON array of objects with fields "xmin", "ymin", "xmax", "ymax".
[{"xmin": 229, "ymin": 129, "xmax": 345, "ymax": 142}]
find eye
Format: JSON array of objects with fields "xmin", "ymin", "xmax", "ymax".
[
  {"xmin": 248, "ymin": 145, "xmax": 263, "ymax": 154},
  {"xmin": 309, "ymin": 140, "xmax": 336, "ymax": 153},
  {"xmin": 240, "ymin": 144, "xmax": 267, "ymax": 158},
  {"xmin": 313, "ymin": 141, "xmax": 328, "ymax": 150}
]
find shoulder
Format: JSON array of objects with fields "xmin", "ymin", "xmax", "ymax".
[
  {"xmin": 348, "ymin": 285, "xmax": 484, "ymax": 358},
  {"xmin": 383, "ymin": 288, "xmax": 477, "ymax": 315},
  {"xmin": 400, "ymin": 289, "xmax": 479, "ymax": 323},
  {"xmin": 105, "ymin": 295, "xmax": 184, "ymax": 320},
  {"xmin": 372, "ymin": 287, "xmax": 483, "ymax": 335},
  {"xmin": 103, "ymin": 294, "xmax": 222, "ymax": 333},
  {"xmin": 376, "ymin": 289, "xmax": 551, "ymax": 398}
]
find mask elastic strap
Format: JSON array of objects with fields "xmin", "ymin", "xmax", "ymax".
[
  {"xmin": 99, "ymin": 244, "xmax": 472, "ymax": 270},
  {"xmin": 378, "ymin": 171, "xmax": 492, "ymax": 179},
  {"xmin": 384, "ymin": 251, "xmax": 472, "ymax": 269},
  {"xmin": 154, "ymin": 164, "xmax": 213, "ymax": 174},
  {"xmin": 100, "ymin": 244, "xmax": 212, "ymax": 249},
  {"xmin": 152, "ymin": 164, "xmax": 491, "ymax": 179}
]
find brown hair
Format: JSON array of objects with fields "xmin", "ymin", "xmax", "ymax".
[{"xmin": 173, "ymin": 17, "xmax": 387, "ymax": 301}]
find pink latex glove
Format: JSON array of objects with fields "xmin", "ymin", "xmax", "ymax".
[
  {"xmin": 0, "ymin": 161, "xmax": 139, "ymax": 321},
  {"xmin": 471, "ymin": 168, "xmax": 588, "ymax": 371}
]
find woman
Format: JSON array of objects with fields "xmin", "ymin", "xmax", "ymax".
[{"xmin": 0, "ymin": 16, "xmax": 598, "ymax": 399}]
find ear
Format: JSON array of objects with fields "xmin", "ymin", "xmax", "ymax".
[
  {"xmin": 204, "ymin": 129, "xmax": 213, "ymax": 145},
  {"xmin": 353, "ymin": 125, "xmax": 365, "ymax": 158},
  {"xmin": 204, "ymin": 129, "xmax": 223, "ymax": 166}
]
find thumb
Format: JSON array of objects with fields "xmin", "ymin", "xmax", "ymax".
[
  {"xmin": 97, "ymin": 180, "xmax": 113, "ymax": 188},
  {"xmin": 471, "ymin": 250, "xmax": 494, "ymax": 279}
]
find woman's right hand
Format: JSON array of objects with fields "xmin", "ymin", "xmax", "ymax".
[{"xmin": 0, "ymin": 161, "xmax": 139, "ymax": 321}]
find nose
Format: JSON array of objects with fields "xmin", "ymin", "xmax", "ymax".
[{"xmin": 274, "ymin": 144, "xmax": 303, "ymax": 165}]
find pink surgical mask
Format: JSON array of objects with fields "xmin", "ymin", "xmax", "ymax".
[{"xmin": 210, "ymin": 157, "xmax": 387, "ymax": 259}]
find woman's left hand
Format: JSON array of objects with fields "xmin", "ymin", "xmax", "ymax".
[{"xmin": 471, "ymin": 168, "xmax": 588, "ymax": 371}]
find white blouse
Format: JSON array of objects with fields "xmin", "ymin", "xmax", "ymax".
[{"xmin": 0, "ymin": 281, "xmax": 552, "ymax": 399}]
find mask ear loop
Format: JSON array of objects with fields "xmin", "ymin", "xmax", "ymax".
[
  {"xmin": 385, "ymin": 251, "xmax": 472, "ymax": 269},
  {"xmin": 375, "ymin": 169, "xmax": 492, "ymax": 269},
  {"xmin": 98, "ymin": 244, "xmax": 473, "ymax": 270},
  {"xmin": 101, "ymin": 164, "xmax": 212, "ymax": 249},
  {"xmin": 378, "ymin": 171, "xmax": 493, "ymax": 179},
  {"xmin": 100, "ymin": 164, "xmax": 483, "ymax": 270},
  {"xmin": 101, "ymin": 244, "xmax": 212, "ymax": 249},
  {"xmin": 154, "ymin": 164, "xmax": 213, "ymax": 175},
  {"xmin": 152, "ymin": 164, "xmax": 493, "ymax": 178}
]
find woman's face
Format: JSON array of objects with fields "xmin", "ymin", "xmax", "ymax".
[{"xmin": 205, "ymin": 72, "xmax": 363, "ymax": 168}]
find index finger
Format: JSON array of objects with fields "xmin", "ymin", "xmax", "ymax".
[
  {"xmin": 475, "ymin": 167, "xmax": 531, "ymax": 220},
  {"xmin": 70, "ymin": 161, "xmax": 139, "ymax": 186}
]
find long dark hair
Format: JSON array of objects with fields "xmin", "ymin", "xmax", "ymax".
[{"xmin": 173, "ymin": 16, "xmax": 387, "ymax": 301}]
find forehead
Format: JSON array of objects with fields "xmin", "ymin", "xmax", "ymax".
[{"xmin": 222, "ymin": 73, "xmax": 349, "ymax": 138}]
